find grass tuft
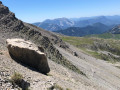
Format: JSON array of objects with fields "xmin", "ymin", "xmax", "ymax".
[
  {"xmin": 0, "ymin": 52, "xmax": 3, "ymax": 55},
  {"xmin": 10, "ymin": 72, "xmax": 23, "ymax": 86},
  {"xmin": 10, "ymin": 72, "xmax": 30, "ymax": 90},
  {"xmin": 48, "ymin": 84, "xmax": 63, "ymax": 90}
]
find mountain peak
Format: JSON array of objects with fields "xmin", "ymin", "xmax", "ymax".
[
  {"xmin": 43, "ymin": 17, "xmax": 70, "ymax": 22},
  {"xmin": 0, "ymin": 1, "xmax": 2, "ymax": 4},
  {"xmin": 0, "ymin": 2, "xmax": 24, "ymax": 31}
]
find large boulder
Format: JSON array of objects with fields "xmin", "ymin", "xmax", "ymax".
[{"xmin": 6, "ymin": 38, "xmax": 50, "ymax": 74}]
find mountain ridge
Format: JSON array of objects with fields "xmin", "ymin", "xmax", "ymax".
[
  {"xmin": 33, "ymin": 15, "xmax": 120, "ymax": 31},
  {"xmin": 54, "ymin": 22, "xmax": 111, "ymax": 36}
]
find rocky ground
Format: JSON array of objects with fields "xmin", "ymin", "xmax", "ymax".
[
  {"xmin": 0, "ymin": 32, "xmax": 94, "ymax": 90},
  {"xmin": 0, "ymin": 31, "xmax": 120, "ymax": 90}
]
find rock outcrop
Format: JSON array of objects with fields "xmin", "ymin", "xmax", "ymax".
[
  {"xmin": 108, "ymin": 25, "xmax": 120, "ymax": 34},
  {"xmin": 0, "ymin": 1, "xmax": 24, "ymax": 32},
  {"xmin": 6, "ymin": 39, "xmax": 50, "ymax": 74}
]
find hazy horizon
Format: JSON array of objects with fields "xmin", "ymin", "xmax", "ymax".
[
  {"xmin": 32, "ymin": 15, "xmax": 120, "ymax": 23},
  {"xmin": 1, "ymin": 0, "xmax": 120, "ymax": 23}
]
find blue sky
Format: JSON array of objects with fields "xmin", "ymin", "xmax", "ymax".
[{"xmin": 1, "ymin": 0, "xmax": 120, "ymax": 23}]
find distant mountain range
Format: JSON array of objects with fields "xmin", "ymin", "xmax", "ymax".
[
  {"xmin": 33, "ymin": 15, "xmax": 120, "ymax": 31},
  {"xmin": 32, "ymin": 15, "xmax": 120, "ymax": 37},
  {"xmin": 33, "ymin": 22, "xmax": 62, "ymax": 31},
  {"xmin": 71, "ymin": 15, "xmax": 120, "ymax": 26},
  {"xmin": 33, "ymin": 18, "xmax": 74, "ymax": 31},
  {"xmin": 54, "ymin": 23, "xmax": 112, "ymax": 36}
]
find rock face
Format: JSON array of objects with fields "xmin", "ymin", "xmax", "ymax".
[
  {"xmin": 108, "ymin": 25, "xmax": 120, "ymax": 34},
  {"xmin": 6, "ymin": 39, "xmax": 50, "ymax": 74},
  {"xmin": 0, "ymin": 1, "xmax": 24, "ymax": 32}
]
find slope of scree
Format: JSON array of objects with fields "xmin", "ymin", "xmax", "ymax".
[{"xmin": 0, "ymin": 1, "xmax": 82, "ymax": 74}]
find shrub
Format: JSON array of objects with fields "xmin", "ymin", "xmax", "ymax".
[
  {"xmin": 10, "ymin": 72, "xmax": 30, "ymax": 90},
  {"xmin": 48, "ymin": 84, "xmax": 63, "ymax": 90},
  {"xmin": 0, "ymin": 52, "xmax": 3, "ymax": 55},
  {"xmin": 10, "ymin": 72, "xmax": 23, "ymax": 87},
  {"xmin": 66, "ymin": 88, "xmax": 71, "ymax": 90}
]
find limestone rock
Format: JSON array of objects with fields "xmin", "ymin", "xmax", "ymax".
[{"xmin": 6, "ymin": 38, "xmax": 50, "ymax": 74}]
